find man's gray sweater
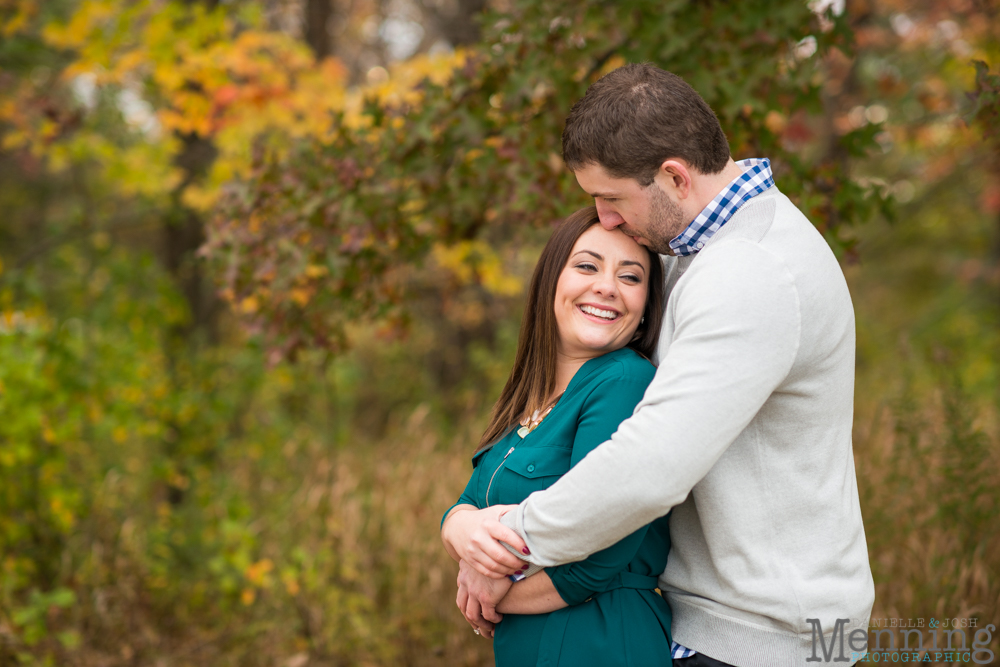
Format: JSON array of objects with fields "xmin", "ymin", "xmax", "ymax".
[{"xmin": 501, "ymin": 187, "xmax": 875, "ymax": 666}]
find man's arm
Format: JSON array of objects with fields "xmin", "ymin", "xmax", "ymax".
[
  {"xmin": 457, "ymin": 560, "xmax": 566, "ymax": 620},
  {"xmin": 501, "ymin": 241, "xmax": 801, "ymax": 566},
  {"xmin": 494, "ymin": 569, "xmax": 566, "ymax": 614}
]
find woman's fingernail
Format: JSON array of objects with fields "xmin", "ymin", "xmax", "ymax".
[
  {"xmin": 522, "ymin": 547, "xmax": 530, "ymax": 555},
  {"xmin": 515, "ymin": 570, "xmax": 523, "ymax": 575}
]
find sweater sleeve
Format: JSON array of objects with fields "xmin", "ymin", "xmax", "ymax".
[
  {"xmin": 501, "ymin": 240, "xmax": 801, "ymax": 566},
  {"xmin": 546, "ymin": 370, "xmax": 656, "ymax": 605}
]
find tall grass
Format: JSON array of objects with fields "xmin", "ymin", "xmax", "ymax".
[
  {"xmin": 853, "ymin": 358, "xmax": 1000, "ymax": 662},
  {"xmin": 3, "ymin": 331, "xmax": 997, "ymax": 666}
]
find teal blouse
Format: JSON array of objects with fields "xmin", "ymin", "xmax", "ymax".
[{"xmin": 447, "ymin": 347, "xmax": 673, "ymax": 667}]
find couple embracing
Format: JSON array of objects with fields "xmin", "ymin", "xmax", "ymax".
[{"xmin": 440, "ymin": 63, "xmax": 875, "ymax": 667}]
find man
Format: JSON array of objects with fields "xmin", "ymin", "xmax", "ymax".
[{"xmin": 442, "ymin": 63, "xmax": 874, "ymax": 666}]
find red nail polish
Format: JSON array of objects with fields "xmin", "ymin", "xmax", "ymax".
[
  {"xmin": 515, "ymin": 570, "xmax": 523, "ymax": 575},
  {"xmin": 522, "ymin": 547, "xmax": 530, "ymax": 555}
]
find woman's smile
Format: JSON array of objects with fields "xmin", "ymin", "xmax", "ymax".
[{"xmin": 578, "ymin": 303, "xmax": 622, "ymax": 321}]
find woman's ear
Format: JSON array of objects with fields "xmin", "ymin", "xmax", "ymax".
[{"xmin": 630, "ymin": 315, "xmax": 646, "ymax": 342}]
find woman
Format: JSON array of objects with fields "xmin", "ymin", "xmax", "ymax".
[{"xmin": 441, "ymin": 206, "xmax": 673, "ymax": 666}]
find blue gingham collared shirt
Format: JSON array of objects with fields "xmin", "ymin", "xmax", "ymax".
[
  {"xmin": 668, "ymin": 157, "xmax": 774, "ymax": 257},
  {"xmin": 671, "ymin": 641, "xmax": 698, "ymax": 659},
  {"xmin": 666, "ymin": 157, "xmax": 774, "ymax": 661}
]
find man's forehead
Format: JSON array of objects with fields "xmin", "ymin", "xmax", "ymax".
[{"xmin": 574, "ymin": 164, "xmax": 638, "ymax": 197}]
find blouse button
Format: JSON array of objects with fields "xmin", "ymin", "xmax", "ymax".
[{"xmin": 526, "ymin": 464, "xmax": 535, "ymax": 473}]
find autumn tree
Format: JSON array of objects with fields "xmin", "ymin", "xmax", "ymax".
[{"xmin": 204, "ymin": 0, "xmax": 890, "ymax": 363}]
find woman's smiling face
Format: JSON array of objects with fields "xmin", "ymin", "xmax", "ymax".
[{"xmin": 553, "ymin": 224, "xmax": 651, "ymax": 361}]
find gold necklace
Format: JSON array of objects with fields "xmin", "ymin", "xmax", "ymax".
[{"xmin": 516, "ymin": 393, "xmax": 563, "ymax": 439}]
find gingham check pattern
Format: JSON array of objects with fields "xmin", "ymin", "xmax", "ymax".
[
  {"xmin": 668, "ymin": 157, "xmax": 774, "ymax": 257},
  {"xmin": 671, "ymin": 641, "xmax": 698, "ymax": 659}
]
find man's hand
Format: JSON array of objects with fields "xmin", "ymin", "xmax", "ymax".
[
  {"xmin": 441, "ymin": 504, "xmax": 528, "ymax": 578},
  {"xmin": 457, "ymin": 559, "xmax": 513, "ymax": 637}
]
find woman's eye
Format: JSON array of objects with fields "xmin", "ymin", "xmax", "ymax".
[
  {"xmin": 620, "ymin": 274, "xmax": 641, "ymax": 284},
  {"xmin": 575, "ymin": 262, "xmax": 597, "ymax": 272}
]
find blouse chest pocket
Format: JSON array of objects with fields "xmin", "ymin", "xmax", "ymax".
[{"xmin": 496, "ymin": 446, "xmax": 572, "ymax": 503}]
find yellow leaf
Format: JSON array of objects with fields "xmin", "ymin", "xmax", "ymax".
[
  {"xmin": 289, "ymin": 288, "xmax": 311, "ymax": 306},
  {"xmin": 764, "ymin": 110, "xmax": 787, "ymax": 134},
  {"xmin": 245, "ymin": 558, "xmax": 274, "ymax": 586},
  {"xmin": 1, "ymin": 0, "xmax": 36, "ymax": 37},
  {"xmin": 43, "ymin": 0, "xmax": 115, "ymax": 49},
  {"xmin": 112, "ymin": 49, "xmax": 147, "ymax": 79},
  {"xmin": 598, "ymin": 54, "xmax": 627, "ymax": 77},
  {"xmin": 304, "ymin": 264, "xmax": 328, "ymax": 278},
  {"xmin": 282, "ymin": 572, "xmax": 300, "ymax": 596},
  {"xmin": 239, "ymin": 295, "xmax": 259, "ymax": 314},
  {"xmin": 181, "ymin": 184, "xmax": 219, "ymax": 212},
  {"xmin": 1, "ymin": 130, "xmax": 27, "ymax": 151}
]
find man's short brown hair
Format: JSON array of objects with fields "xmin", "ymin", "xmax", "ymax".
[{"xmin": 562, "ymin": 63, "xmax": 731, "ymax": 186}]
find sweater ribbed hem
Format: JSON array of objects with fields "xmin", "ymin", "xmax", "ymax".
[{"xmin": 669, "ymin": 596, "xmax": 868, "ymax": 667}]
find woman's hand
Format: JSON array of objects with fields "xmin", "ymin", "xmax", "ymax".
[
  {"xmin": 456, "ymin": 559, "xmax": 513, "ymax": 638},
  {"xmin": 441, "ymin": 504, "xmax": 528, "ymax": 578}
]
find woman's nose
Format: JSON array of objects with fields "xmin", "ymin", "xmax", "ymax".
[{"xmin": 592, "ymin": 272, "xmax": 617, "ymax": 297}]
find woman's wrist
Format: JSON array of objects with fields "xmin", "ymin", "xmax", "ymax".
[{"xmin": 440, "ymin": 504, "xmax": 477, "ymax": 561}]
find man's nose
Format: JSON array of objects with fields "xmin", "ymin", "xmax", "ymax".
[{"xmin": 595, "ymin": 200, "xmax": 625, "ymax": 230}]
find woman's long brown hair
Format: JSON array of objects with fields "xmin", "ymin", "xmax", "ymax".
[{"xmin": 476, "ymin": 206, "xmax": 665, "ymax": 453}]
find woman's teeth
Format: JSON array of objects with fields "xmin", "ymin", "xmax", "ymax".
[{"xmin": 579, "ymin": 305, "xmax": 618, "ymax": 320}]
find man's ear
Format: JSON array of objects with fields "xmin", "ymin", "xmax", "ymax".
[{"xmin": 655, "ymin": 159, "xmax": 693, "ymax": 200}]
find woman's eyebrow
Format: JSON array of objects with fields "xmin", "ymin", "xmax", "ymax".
[{"xmin": 573, "ymin": 250, "xmax": 646, "ymax": 273}]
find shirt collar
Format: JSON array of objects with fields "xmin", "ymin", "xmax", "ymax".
[{"xmin": 668, "ymin": 157, "xmax": 774, "ymax": 257}]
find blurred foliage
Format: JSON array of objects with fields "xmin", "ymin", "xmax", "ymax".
[
  {"xmin": 967, "ymin": 60, "xmax": 1000, "ymax": 139},
  {"xmin": 0, "ymin": 0, "xmax": 998, "ymax": 665},
  {"xmin": 842, "ymin": 0, "xmax": 1000, "ymax": 645},
  {"xmin": 205, "ymin": 0, "xmax": 895, "ymax": 358}
]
